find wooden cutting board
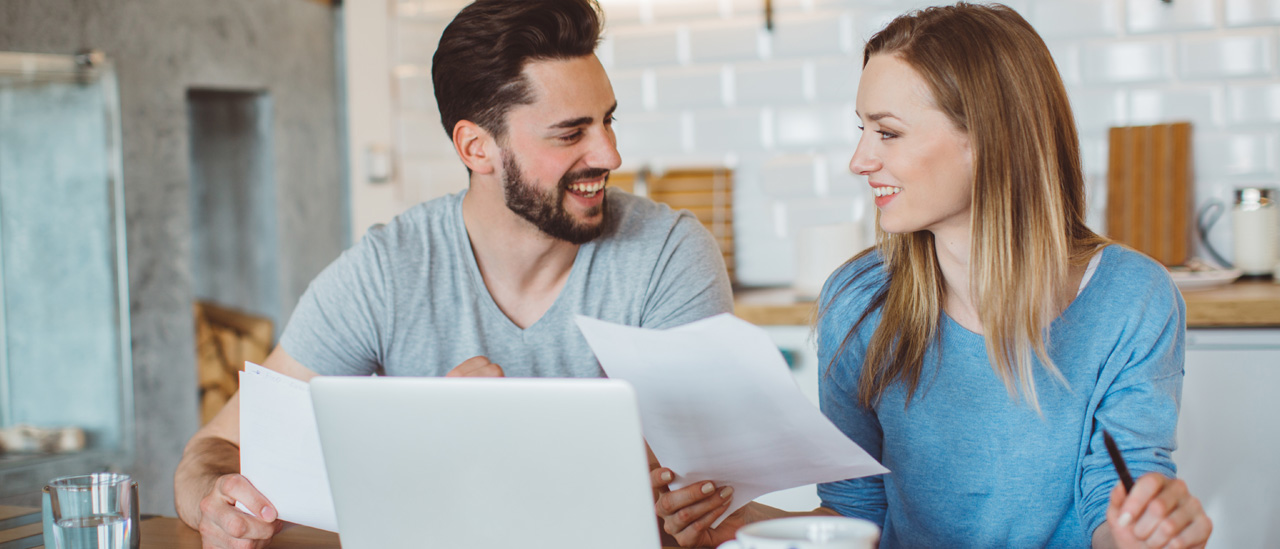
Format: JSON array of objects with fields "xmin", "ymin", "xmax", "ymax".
[
  {"xmin": 611, "ymin": 169, "xmax": 735, "ymax": 282},
  {"xmin": 1106, "ymin": 122, "xmax": 1193, "ymax": 267}
]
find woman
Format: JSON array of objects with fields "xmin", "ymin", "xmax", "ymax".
[{"xmin": 652, "ymin": 4, "xmax": 1212, "ymax": 548}]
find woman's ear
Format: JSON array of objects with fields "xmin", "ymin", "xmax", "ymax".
[{"xmin": 453, "ymin": 120, "xmax": 497, "ymax": 175}]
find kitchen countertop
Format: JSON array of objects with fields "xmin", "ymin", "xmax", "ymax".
[{"xmin": 734, "ymin": 279, "xmax": 1280, "ymax": 329}]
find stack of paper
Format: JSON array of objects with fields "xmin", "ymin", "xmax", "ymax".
[{"xmin": 575, "ymin": 313, "xmax": 887, "ymax": 526}]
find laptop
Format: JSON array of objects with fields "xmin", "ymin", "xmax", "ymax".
[{"xmin": 309, "ymin": 376, "xmax": 661, "ymax": 549}]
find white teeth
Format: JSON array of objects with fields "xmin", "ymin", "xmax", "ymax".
[
  {"xmin": 569, "ymin": 180, "xmax": 606, "ymax": 194},
  {"xmin": 872, "ymin": 186, "xmax": 903, "ymax": 197}
]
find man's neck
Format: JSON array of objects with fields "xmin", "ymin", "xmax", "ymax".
[{"xmin": 460, "ymin": 183, "xmax": 580, "ymax": 329}]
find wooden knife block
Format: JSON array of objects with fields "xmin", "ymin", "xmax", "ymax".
[{"xmin": 1106, "ymin": 122, "xmax": 1193, "ymax": 267}]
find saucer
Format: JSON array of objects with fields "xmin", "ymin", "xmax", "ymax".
[{"xmin": 1168, "ymin": 268, "xmax": 1242, "ymax": 292}]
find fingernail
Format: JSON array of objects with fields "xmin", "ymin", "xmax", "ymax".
[
  {"xmin": 261, "ymin": 506, "xmax": 276, "ymax": 521},
  {"xmin": 701, "ymin": 483, "xmax": 715, "ymax": 494},
  {"xmin": 661, "ymin": 471, "xmax": 672, "ymax": 482},
  {"xmin": 1117, "ymin": 512, "xmax": 1132, "ymax": 527},
  {"xmin": 719, "ymin": 487, "xmax": 733, "ymax": 498}
]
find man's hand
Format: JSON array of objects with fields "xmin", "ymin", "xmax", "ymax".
[
  {"xmin": 1104, "ymin": 473, "xmax": 1212, "ymax": 549},
  {"xmin": 445, "ymin": 356, "xmax": 506, "ymax": 377},
  {"xmin": 195, "ymin": 474, "xmax": 283, "ymax": 549}
]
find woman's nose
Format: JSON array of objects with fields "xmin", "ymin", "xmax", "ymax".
[{"xmin": 849, "ymin": 141, "xmax": 881, "ymax": 175}]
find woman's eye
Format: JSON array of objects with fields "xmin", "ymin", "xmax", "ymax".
[
  {"xmin": 606, "ymin": 115, "xmax": 617, "ymax": 125},
  {"xmin": 877, "ymin": 130, "xmax": 898, "ymax": 140}
]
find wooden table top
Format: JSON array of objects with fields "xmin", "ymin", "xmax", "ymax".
[
  {"xmin": 735, "ymin": 279, "xmax": 1280, "ymax": 328},
  {"xmin": 1, "ymin": 508, "xmax": 683, "ymax": 548}
]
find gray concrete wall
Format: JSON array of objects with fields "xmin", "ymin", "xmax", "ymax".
[{"xmin": 0, "ymin": 0, "xmax": 346, "ymax": 514}]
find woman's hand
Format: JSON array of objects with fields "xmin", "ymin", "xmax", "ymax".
[
  {"xmin": 1105, "ymin": 473, "xmax": 1212, "ymax": 549},
  {"xmin": 651, "ymin": 467, "xmax": 751, "ymax": 547}
]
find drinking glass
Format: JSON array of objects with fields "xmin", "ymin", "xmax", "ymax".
[{"xmin": 41, "ymin": 473, "xmax": 140, "ymax": 549}]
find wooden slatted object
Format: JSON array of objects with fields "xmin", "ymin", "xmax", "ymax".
[
  {"xmin": 1106, "ymin": 122, "xmax": 1193, "ymax": 266},
  {"xmin": 194, "ymin": 302, "xmax": 273, "ymax": 425},
  {"xmin": 610, "ymin": 169, "xmax": 735, "ymax": 282}
]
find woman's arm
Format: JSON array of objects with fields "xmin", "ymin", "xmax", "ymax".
[{"xmin": 1083, "ymin": 271, "xmax": 1211, "ymax": 548}]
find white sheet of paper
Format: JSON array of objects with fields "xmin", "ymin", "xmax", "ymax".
[
  {"xmin": 575, "ymin": 314, "xmax": 888, "ymax": 526},
  {"xmin": 238, "ymin": 362, "xmax": 338, "ymax": 532}
]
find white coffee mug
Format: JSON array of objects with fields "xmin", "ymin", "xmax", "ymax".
[{"xmin": 717, "ymin": 516, "xmax": 880, "ymax": 549}]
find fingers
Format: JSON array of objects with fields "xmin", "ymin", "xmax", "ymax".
[
  {"xmin": 1131, "ymin": 477, "xmax": 1185, "ymax": 540},
  {"xmin": 1116, "ymin": 472, "xmax": 1165, "ymax": 530},
  {"xmin": 1143, "ymin": 498, "xmax": 1196, "ymax": 548},
  {"xmin": 446, "ymin": 356, "xmax": 505, "ymax": 378},
  {"xmin": 216, "ymin": 474, "xmax": 277, "ymax": 523},
  {"xmin": 651, "ymin": 467, "xmax": 674, "ymax": 492},
  {"xmin": 675, "ymin": 498, "xmax": 732, "ymax": 547},
  {"xmin": 198, "ymin": 474, "xmax": 278, "ymax": 544},
  {"xmin": 657, "ymin": 481, "xmax": 734, "ymax": 535},
  {"xmin": 1108, "ymin": 473, "xmax": 1213, "ymax": 549},
  {"xmin": 1169, "ymin": 513, "xmax": 1212, "ymax": 549}
]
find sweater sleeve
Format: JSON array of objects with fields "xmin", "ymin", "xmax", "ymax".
[
  {"xmin": 814, "ymin": 256, "xmax": 889, "ymax": 526},
  {"xmin": 1077, "ymin": 277, "xmax": 1185, "ymax": 537}
]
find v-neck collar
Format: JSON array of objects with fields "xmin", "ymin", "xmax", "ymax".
[
  {"xmin": 940, "ymin": 244, "xmax": 1114, "ymax": 339},
  {"xmin": 452, "ymin": 190, "xmax": 591, "ymax": 336}
]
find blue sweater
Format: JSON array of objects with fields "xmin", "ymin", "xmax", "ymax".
[{"xmin": 816, "ymin": 245, "xmax": 1185, "ymax": 548}]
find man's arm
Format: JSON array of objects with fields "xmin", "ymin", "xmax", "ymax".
[{"xmin": 173, "ymin": 346, "xmax": 318, "ymax": 544}]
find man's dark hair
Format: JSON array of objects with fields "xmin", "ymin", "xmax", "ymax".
[{"xmin": 432, "ymin": 0, "xmax": 604, "ymax": 142}]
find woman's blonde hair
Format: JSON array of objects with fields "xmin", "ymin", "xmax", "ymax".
[{"xmin": 823, "ymin": 3, "xmax": 1108, "ymax": 411}]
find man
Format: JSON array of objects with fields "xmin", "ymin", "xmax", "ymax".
[{"xmin": 173, "ymin": 0, "xmax": 733, "ymax": 546}]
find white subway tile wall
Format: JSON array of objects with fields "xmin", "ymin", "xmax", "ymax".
[
  {"xmin": 653, "ymin": 65, "xmax": 726, "ymax": 109},
  {"xmin": 1127, "ymin": 86, "xmax": 1224, "ymax": 127},
  {"xmin": 1180, "ymin": 33, "xmax": 1277, "ymax": 79},
  {"xmin": 387, "ymin": 0, "xmax": 1280, "ymax": 284},
  {"xmin": 692, "ymin": 109, "xmax": 767, "ymax": 153},
  {"xmin": 1127, "ymin": 0, "xmax": 1216, "ymax": 34},
  {"xmin": 609, "ymin": 69, "xmax": 649, "ymax": 114},
  {"xmin": 688, "ymin": 20, "xmax": 763, "ymax": 62},
  {"xmin": 735, "ymin": 61, "xmax": 809, "ymax": 106},
  {"xmin": 1082, "ymin": 40, "xmax": 1175, "ymax": 84},
  {"xmin": 1030, "ymin": 0, "xmax": 1121, "ymax": 39},
  {"xmin": 1225, "ymin": 0, "xmax": 1280, "ymax": 27},
  {"xmin": 1227, "ymin": 82, "xmax": 1280, "ymax": 125}
]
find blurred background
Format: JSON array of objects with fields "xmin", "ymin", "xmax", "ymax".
[{"xmin": 0, "ymin": 0, "xmax": 1277, "ymax": 547}]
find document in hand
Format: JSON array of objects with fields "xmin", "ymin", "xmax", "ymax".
[
  {"xmin": 238, "ymin": 362, "xmax": 338, "ymax": 531},
  {"xmin": 574, "ymin": 313, "xmax": 888, "ymax": 527}
]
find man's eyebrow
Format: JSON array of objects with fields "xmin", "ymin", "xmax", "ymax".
[{"xmin": 548, "ymin": 102, "xmax": 619, "ymax": 129}]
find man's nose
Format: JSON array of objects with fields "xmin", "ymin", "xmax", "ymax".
[{"xmin": 588, "ymin": 127, "xmax": 622, "ymax": 171}]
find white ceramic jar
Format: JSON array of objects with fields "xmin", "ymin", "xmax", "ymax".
[{"xmin": 1232, "ymin": 187, "xmax": 1278, "ymax": 276}]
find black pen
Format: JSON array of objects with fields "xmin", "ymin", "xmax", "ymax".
[{"xmin": 1102, "ymin": 429, "xmax": 1134, "ymax": 493}]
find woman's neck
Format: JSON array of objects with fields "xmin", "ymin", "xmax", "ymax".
[{"xmin": 931, "ymin": 225, "xmax": 983, "ymax": 334}]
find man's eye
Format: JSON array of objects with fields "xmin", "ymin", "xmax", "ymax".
[{"xmin": 559, "ymin": 131, "xmax": 583, "ymax": 142}]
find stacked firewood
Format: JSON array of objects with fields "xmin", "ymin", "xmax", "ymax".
[{"xmin": 194, "ymin": 302, "xmax": 273, "ymax": 425}]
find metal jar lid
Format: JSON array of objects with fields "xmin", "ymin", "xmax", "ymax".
[{"xmin": 1234, "ymin": 187, "xmax": 1275, "ymax": 207}]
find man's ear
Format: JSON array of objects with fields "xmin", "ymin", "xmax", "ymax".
[{"xmin": 453, "ymin": 120, "xmax": 497, "ymax": 175}]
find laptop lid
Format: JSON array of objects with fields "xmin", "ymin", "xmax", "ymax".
[{"xmin": 309, "ymin": 377, "xmax": 661, "ymax": 549}]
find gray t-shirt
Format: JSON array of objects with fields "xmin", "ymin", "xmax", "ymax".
[{"xmin": 279, "ymin": 188, "xmax": 734, "ymax": 377}]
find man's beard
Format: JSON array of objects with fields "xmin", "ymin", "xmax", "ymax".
[{"xmin": 502, "ymin": 153, "xmax": 610, "ymax": 245}]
